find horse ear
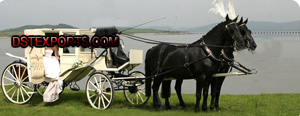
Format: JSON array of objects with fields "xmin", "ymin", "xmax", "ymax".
[
  {"xmin": 244, "ymin": 18, "xmax": 248, "ymax": 24},
  {"xmin": 233, "ymin": 15, "xmax": 239, "ymax": 22},
  {"xmin": 239, "ymin": 17, "xmax": 244, "ymax": 25},
  {"xmin": 226, "ymin": 14, "xmax": 230, "ymax": 22}
]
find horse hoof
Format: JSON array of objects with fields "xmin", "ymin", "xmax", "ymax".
[
  {"xmin": 195, "ymin": 108, "xmax": 200, "ymax": 113},
  {"xmin": 216, "ymin": 108, "xmax": 221, "ymax": 112},
  {"xmin": 181, "ymin": 104, "xmax": 186, "ymax": 108},
  {"xmin": 202, "ymin": 107, "xmax": 208, "ymax": 112},
  {"xmin": 210, "ymin": 107, "xmax": 215, "ymax": 111},
  {"xmin": 166, "ymin": 106, "xmax": 172, "ymax": 110},
  {"xmin": 154, "ymin": 106, "xmax": 163, "ymax": 111}
]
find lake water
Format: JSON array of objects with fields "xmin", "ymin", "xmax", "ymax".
[{"xmin": 0, "ymin": 33, "xmax": 300, "ymax": 95}]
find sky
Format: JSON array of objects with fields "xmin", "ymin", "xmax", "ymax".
[{"xmin": 0, "ymin": 0, "xmax": 300, "ymax": 30}]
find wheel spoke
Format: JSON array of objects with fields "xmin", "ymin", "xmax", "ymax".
[
  {"xmin": 136, "ymin": 93, "xmax": 138, "ymax": 104},
  {"xmin": 21, "ymin": 76, "xmax": 29, "ymax": 82},
  {"xmin": 12, "ymin": 66, "xmax": 19, "ymax": 80},
  {"xmin": 22, "ymin": 85, "xmax": 34, "ymax": 91},
  {"xmin": 7, "ymin": 71, "xmax": 17, "ymax": 81},
  {"xmin": 20, "ymin": 87, "xmax": 25, "ymax": 102},
  {"xmin": 89, "ymin": 81, "xmax": 98, "ymax": 89},
  {"xmin": 4, "ymin": 83, "xmax": 15, "ymax": 86},
  {"xmin": 102, "ymin": 94, "xmax": 110, "ymax": 103},
  {"xmin": 137, "ymin": 91, "xmax": 145, "ymax": 102},
  {"xmin": 21, "ymin": 86, "xmax": 30, "ymax": 98},
  {"xmin": 101, "ymin": 78, "xmax": 107, "ymax": 89},
  {"xmin": 18, "ymin": 65, "xmax": 21, "ymax": 80},
  {"xmin": 131, "ymin": 93, "xmax": 135, "ymax": 102},
  {"xmin": 4, "ymin": 76, "xmax": 15, "ymax": 82},
  {"xmin": 94, "ymin": 77, "xmax": 99, "ymax": 88},
  {"xmin": 139, "ymin": 91, "xmax": 146, "ymax": 95},
  {"xmin": 17, "ymin": 88, "xmax": 20, "ymax": 102},
  {"xmin": 89, "ymin": 93, "xmax": 96, "ymax": 99},
  {"xmin": 93, "ymin": 96, "xmax": 99, "ymax": 105},
  {"xmin": 98, "ymin": 96, "xmax": 101, "ymax": 109},
  {"xmin": 6, "ymin": 85, "xmax": 16, "ymax": 93},
  {"xmin": 103, "ymin": 92, "xmax": 111, "ymax": 96},
  {"xmin": 99, "ymin": 76, "xmax": 102, "ymax": 90},
  {"xmin": 20, "ymin": 68, "xmax": 27, "ymax": 81},
  {"xmin": 88, "ymin": 88, "xmax": 96, "ymax": 91},
  {"xmin": 10, "ymin": 88, "xmax": 18, "ymax": 99},
  {"xmin": 101, "ymin": 95, "xmax": 106, "ymax": 108}
]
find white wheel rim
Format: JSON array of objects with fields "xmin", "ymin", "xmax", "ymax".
[
  {"xmin": 86, "ymin": 73, "xmax": 113, "ymax": 109},
  {"xmin": 124, "ymin": 72, "xmax": 148, "ymax": 104},
  {"xmin": 1, "ymin": 63, "xmax": 34, "ymax": 104}
]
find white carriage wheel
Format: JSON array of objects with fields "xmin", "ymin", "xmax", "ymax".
[
  {"xmin": 123, "ymin": 71, "xmax": 149, "ymax": 105},
  {"xmin": 1, "ymin": 61, "xmax": 34, "ymax": 104},
  {"xmin": 86, "ymin": 73, "xmax": 114, "ymax": 109}
]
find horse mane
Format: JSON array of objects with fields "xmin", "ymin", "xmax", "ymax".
[{"xmin": 192, "ymin": 21, "xmax": 226, "ymax": 44}]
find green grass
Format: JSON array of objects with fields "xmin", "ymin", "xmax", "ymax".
[{"xmin": 1, "ymin": 88, "xmax": 300, "ymax": 116}]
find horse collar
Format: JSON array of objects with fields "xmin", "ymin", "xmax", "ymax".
[
  {"xmin": 199, "ymin": 41, "xmax": 223, "ymax": 62},
  {"xmin": 221, "ymin": 49, "xmax": 234, "ymax": 62}
]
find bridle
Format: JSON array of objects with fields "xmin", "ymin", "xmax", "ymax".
[{"xmin": 239, "ymin": 23, "xmax": 252, "ymax": 49}]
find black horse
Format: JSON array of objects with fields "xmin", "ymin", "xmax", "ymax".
[
  {"xmin": 204, "ymin": 18, "xmax": 257, "ymax": 111},
  {"xmin": 160, "ymin": 17, "xmax": 257, "ymax": 111},
  {"xmin": 145, "ymin": 15, "xmax": 247, "ymax": 112}
]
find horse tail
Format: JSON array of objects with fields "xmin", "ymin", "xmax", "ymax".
[{"xmin": 145, "ymin": 50, "xmax": 152, "ymax": 97}]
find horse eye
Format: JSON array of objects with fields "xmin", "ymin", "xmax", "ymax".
[{"xmin": 241, "ymin": 30, "xmax": 246, "ymax": 35}]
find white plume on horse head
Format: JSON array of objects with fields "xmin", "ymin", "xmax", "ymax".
[
  {"xmin": 209, "ymin": 0, "xmax": 237, "ymax": 19},
  {"xmin": 293, "ymin": 0, "xmax": 300, "ymax": 7}
]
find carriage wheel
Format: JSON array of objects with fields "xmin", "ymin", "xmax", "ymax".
[
  {"xmin": 123, "ymin": 71, "xmax": 149, "ymax": 105},
  {"xmin": 35, "ymin": 81, "xmax": 48, "ymax": 96},
  {"xmin": 86, "ymin": 73, "xmax": 114, "ymax": 109},
  {"xmin": 1, "ymin": 61, "xmax": 34, "ymax": 104}
]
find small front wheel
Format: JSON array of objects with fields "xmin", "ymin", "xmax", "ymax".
[
  {"xmin": 86, "ymin": 73, "xmax": 114, "ymax": 109},
  {"xmin": 123, "ymin": 71, "xmax": 149, "ymax": 105},
  {"xmin": 1, "ymin": 61, "xmax": 34, "ymax": 104}
]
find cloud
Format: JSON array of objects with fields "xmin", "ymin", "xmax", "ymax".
[{"xmin": 0, "ymin": 0, "xmax": 4, "ymax": 3}]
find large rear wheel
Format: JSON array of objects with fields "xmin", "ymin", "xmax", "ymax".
[
  {"xmin": 123, "ymin": 71, "xmax": 149, "ymax": 105},
  {"xmin": 86, "ymin": 73, "xmax": 114, "ymax": 109},
  {"xmin": 1, "ymin": 61, "xmax": 34, "ymax": 104}
]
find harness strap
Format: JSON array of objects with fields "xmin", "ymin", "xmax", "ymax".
[
  {"xmin": 184, "ymin": 45, "xmax": 194, "ymax": 77},
  {"xmin": 200, "ymin": 40, "xmax": 223, "ymax": 62},
  {"xmin": 154, "ymin": 45, "xmax": 167, "ymax": 76},
  {"xmin": 147, "ymin": 55, "xmax": 209, "ymax": 80}
]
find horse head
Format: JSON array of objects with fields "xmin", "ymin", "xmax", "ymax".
[
  {"xmin": 238, "ymin": 17, "xmax": 257, "ymax": 51},
  {"xmin": 224, "ymin": 14, "xmax": 247, "ymax": 51}
]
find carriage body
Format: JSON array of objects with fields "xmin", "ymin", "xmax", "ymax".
[{"xmin": 1, "ymin": 28, "xmax": 148, "ymax": 109}]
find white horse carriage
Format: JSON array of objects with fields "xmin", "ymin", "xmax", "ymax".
[{"xmin": 1, "ymin": 28, "xmax": 149, "ymax": 109}]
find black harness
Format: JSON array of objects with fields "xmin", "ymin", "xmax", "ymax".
[{"xmin": 151, "ymin": 40, "xmax": 225, "ymax": 79}]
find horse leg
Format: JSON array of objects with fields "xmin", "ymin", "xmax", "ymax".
[
  {"xmin": 202, "ymin": 82, "xmax": 210, "ymax": 112},
  {"xmin": 152, "ymin": 77, "xmax": 164, "ymax": 111},
  {"xmin": 215, "ymin": 77, "xmax": 225, "ymax": 111},
  {"xmin": 162, "ymin": 80, "xmax": 172, "ymax": 110},
  {"xmin": 175, "ymin": 79, "xmax": 186, "ymax": 108},
  {"xmin": 210, "ymin": 78, "xmax": 218, "ymax": 111},
  {"xmin": 195, "ymin": 74, "xmax": 205, "ymax": 113}
]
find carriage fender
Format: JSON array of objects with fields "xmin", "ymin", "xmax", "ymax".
[
  {"xmin": 88, "ymin": 69, "xmax": 97, "ymax": 77},
  {"xmin": 5, "ymin": 53, "xmax": 27, "ymax": 62}
]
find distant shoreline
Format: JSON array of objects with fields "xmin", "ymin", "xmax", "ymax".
[{"xmin": 0, "ymin": 37, "xmax": 10, "ymax": 39}]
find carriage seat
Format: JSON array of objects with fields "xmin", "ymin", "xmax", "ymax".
[{"xmin": 109, "ymin": 46, "xmax": 129, "ymax": 68}]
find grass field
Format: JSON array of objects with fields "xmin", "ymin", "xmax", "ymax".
[{"xmin": 0, "ymin": 88, "xmax": 300, "ymax": 116}]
